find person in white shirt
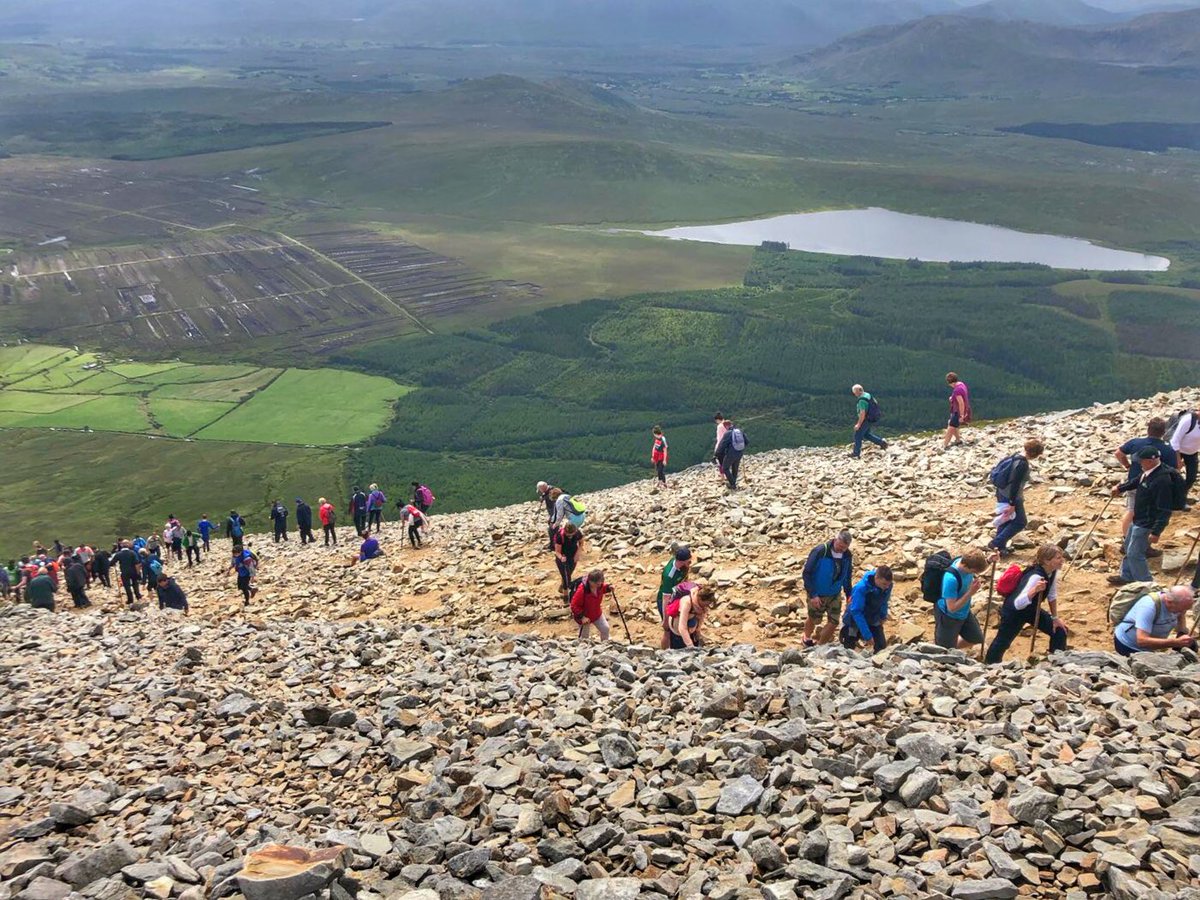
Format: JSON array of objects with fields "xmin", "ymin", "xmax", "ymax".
[
  {"xmin": 984, "ymin": 544, "xmax": 1069, "ymax": 664},
  {"xmin": 1169, "ymin": 407, "xmax": 1200, "ymax": 509}
]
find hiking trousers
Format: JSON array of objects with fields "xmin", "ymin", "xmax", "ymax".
[
  {"xmin": 853, "ymin": 425, "xmax": 885, "ymax": 457},
  {"xmin": 369, "ymin": 509, "xmax": 383, "ymax": 532},
  {"xmin": 840, "ymin": 622, "xmax": 886, "ymax": 653},
  {"xmin": 299, "ymin": 525, "xmax": 315, "ymax": 544},
  {"xmin": 120, "ymin": 572, "xmax": 141, "ymax": 604},
  {"xmin": 408, "ymin": 523, "xmax": 422, "ymax": 548},
  {"xmin": 578, "ymin": 615, "xmax": 610, "ymax": 641},
  {"xmin": 1181, "ymin": 451, "xmax": 1198, "ymax": 497},
  {"xmin": 724, "ymin": 454, "xmax": 742, "ymax": 490},
  {"xmin": 95, "ymin": 568, "xmax": 111, "ymax": 588},
  {"xmin": 323, "ymin": 524, "xmax": 338, "ymax": 546},
  {"xmin": 1121, "ymin": 525, "xmax": 1153, "ymax": 583},
  {"xmin": 68, "ymin": 585, "xmax": 91, "ymax": 608},
  {"xmin": 991, "ymin": 496, "xmax": 1027, "ymax": 551},
  {"xmin": 655, "ymin": 461, "xmax": 666, "ymax": 484},
  {"xmin": 186, "ymin": 545, "xmax": 200, "ymax": 566},
  {"xmin": 273, "ymin": 522, "xmax": 288, "ymax": 542},
  {"xmin": 353, "ymin": 512, "xmax": 367, "ymax": 534},
  {"xmin": 985, "ymin": 606, "xmax": 1067, "ymax": 664}
]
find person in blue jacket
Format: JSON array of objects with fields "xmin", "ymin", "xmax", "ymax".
[
  {"xmin": 801, "ymin": 530, "xmax": 854, "ymax": 647},
  {"xmin": 841, "ymin": 566, "xmax": 893, "ymax": 653},
  {"xmin": 197, "ymin": 515, "xmax": 213, "ymax": 553}
]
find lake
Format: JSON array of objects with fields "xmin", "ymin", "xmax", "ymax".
[{"xmin": 642, "ymin": 208, "xmax": 1171, "ymax": 271}]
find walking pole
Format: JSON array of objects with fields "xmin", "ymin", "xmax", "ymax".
[
  {"xmin": 978, "ymin": 559, "xmax": 997, "ymax": 663},
  {"xmin": 608, "ymin": 587, "xmax": 634, "ymax": 643},
  {"xmin": 1173, "ymin": 529, "xmax": 1200, "ymax": 587}
]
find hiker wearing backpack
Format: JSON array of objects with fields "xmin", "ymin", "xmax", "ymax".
[
  {"xmin": 225, "ymin": 510, "xmax": 246, "ymax": 550},
  {"xmin": 943, "ymin": 373, "xmax": 971, "ymax": 450},
  {"xmin": 801, "ymin": 530, "xmax": 854, "ymax": 647},
  {"xmin": 665, "ymin": 581, "xmax": 717, "ymax": 649},
  {"xmin": 1110, "ymin": 446, "xmax": 1179, "ymax": 586},
  {"xmin": 537, "ymin": 482, "xmax": 558, "ymax": 551},
  {"xmin": 552, "ymin": 489, "xmax": 587, "ymax": 529},
  {"xmin": 400, "ymin": 504, "xmax": 429, "ymax": 549},
  {"xmin": 570, "ymin": 569, "xmax": 612, "ymax": 642},
  {"xmin": 713, "ymin": 413, "xmax": 728, "ymax": 480},
  {"xmin": 715, "ymin": 419, "xmax": 748, "ymax": 490},
  {"xmin": 270, "ymin": 500, "xmax": 289, "ymax": 543},
  {"xmin": 412, "ymin": 482, "xmax": 435, "ymax": 513},
  {"xmin": 984, "ymin": 544, "xmax": 1069, "ymax": 664},
  {"xmin": 651, "ymin": 425, "xmax": 669, "ymax": 487},
  {"xmin": 227, "ymin": 545, "xmax": 259, "ymax": 605},
  {"xmin": 1168, "ymin": 407, "xmax": 1200, "ymax": 509},
  {"xmin": 840, "ymin": 565, "xmax": 893, "ymax": 653},
  {"xmin": 553, "ymin": 522, "xmax": 584, "ymax": 598},
  {"xmin": 1112, "ymin": 585, "xmax": 1196, "ymax": 656},
  {"xmin": 366, "ymin": 484, "xmax": 387, "ymax": 533},
  {"xmin": 987, "ymin": 439, "xmax": 1044, "ymax": 558},
  {"xmin": 1115, "ymin": 417, "xmax": 1177, "ymax": 538},
  {"xmin": 850, "ymin": 385, "xmax": 887, "ymax": 459},
  {"xmin": 349, "ymin": 487, "xmax": 368, "ymax": 535},
  {"xmin": 657, "ymin": 546, "xmax": 693, "ymax": 649},
  {"xmin": 933, "ymin": 550, "xmax": 991, "ymax": 650},
  {"xmin": 318, "ymin": 498, "xmax": 338, "ymax": 546}
]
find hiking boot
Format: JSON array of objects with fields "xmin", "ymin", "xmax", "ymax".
[
  {"xmin": 881, "ymin": 440, "xmax": 889, "ymax": 450},
  {"xmin": 1107, "ymin": 575, "xmax": 1130, "ymax": 586},
  {"xmin": 849, "ymin": 453, "xmax": 861, "ymax": 459},
  {"xmin": 1146, "ymin": 548, "xmax": 1163, "ymax": 558}
]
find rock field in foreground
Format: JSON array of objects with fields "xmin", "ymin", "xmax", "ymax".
[
  {"xmin": 0, "ymin": 607, "xmax": 1199, "ymax": 900},
  {"xmin": 4, "ymin": 388, "xmax": 1200, "ymax": 900}
]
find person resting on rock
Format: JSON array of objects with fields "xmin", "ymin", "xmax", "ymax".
[
  {"xmin": 344, "ymin": 531, "xmax": 385, "ymax": 571},
  {"xmin": 665, "ymin": 581, "xmax": 717, "ymax": 650}
]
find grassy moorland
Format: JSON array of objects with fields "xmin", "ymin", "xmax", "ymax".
[{"xmin": 336, "ymin": 250, "xmax": 1200, "ymax": 513}]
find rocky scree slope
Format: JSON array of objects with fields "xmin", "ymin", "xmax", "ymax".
[
  {"xmin": 0, "ymin": 610, "xmax": 1199, "ymax": 900},
  {"xmin": 163, "ymin": 388, "xmax": 1200, "ymax": 652}
]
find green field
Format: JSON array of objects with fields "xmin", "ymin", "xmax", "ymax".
[
  {"xmin": 0, "ymin": 345, "xmax": 407, "ymax": 444},
  {"xmin": 0, "ymin": 429, "xmax": 346, "ymax": 560}
]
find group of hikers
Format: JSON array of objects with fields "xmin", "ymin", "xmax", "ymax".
[
  {"xmin": 2, "ymin": 480, "xmax": 438, "ymax": 612},
  {"xmin": 545, "ymin": 375, "xmax": 1197, "ymax": 660},
  {"xmin": 5, "ymin": 371, "xmax": 1198, "ymax": 661}
]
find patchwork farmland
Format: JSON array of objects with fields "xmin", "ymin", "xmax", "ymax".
[{"xmin": 1, "ymin": 227, "xmax": 540, "ymax": 354}]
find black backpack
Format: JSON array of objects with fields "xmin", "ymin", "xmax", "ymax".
[
  {"xmin": 921, "ymin": 551, "xmax": 960, "ymax": 603},
  {"xmin": 1166, "ymin": 466, "xmax": 1189, "ymax": 511},
  {"xmin": 865, "ymin": 394, "xmax": 882, "ymax": 423},
  {"xmin": 1165, "ymin": 410, "xmax": 1197, "ymax": 442}
]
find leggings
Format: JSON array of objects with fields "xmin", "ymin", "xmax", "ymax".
[
  {"xmin": 324, "ymin": 524, "xmax": 338, "ymax": 546},
  {"xmin": 655, "ymin": 461, "xmax": 666, "ymax": 484},
  {"xmin": 578, "ymin": 615, "xmax": 611, "ymax": 641},
  {"xmin": 369, "ymin": 509, "xmax": 383, "ymax": 532},
  {"xmin": 408, "ymin": 523, "xmax": 422, "ymax": 548},
  {"xmin": 556, "ymin": 557, "xmax": 576, "ymax": 592},
  {"xmin": 985, "ymin": 606, "xmax": 1068, "ymax": 664},
  {"xmin": 237, "ymin": 574, "xmax": 252, "ymax": 603}
]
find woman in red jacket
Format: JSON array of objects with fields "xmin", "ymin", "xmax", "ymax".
[{"xmin": 570, "ymin": 569, "xmax": 611, "ymax": 642}]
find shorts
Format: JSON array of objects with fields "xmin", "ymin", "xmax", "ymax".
[
  {"xmin": 948, "ymin": 412, "xmax": 961, "ymax": 428},
  {"xmin": 934, "ymin": 606, "xmax": 983, "ymax": 648},
  {"xmin": 807, "ymin": 595, "xmax": 843, "ymax": 623},
  {"xmin": 1125, "ymin": 493, "xmax": 1137, "ymax": 512}
]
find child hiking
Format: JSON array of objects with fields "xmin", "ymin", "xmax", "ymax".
[{"xmin": 651, "ymin": 425, "xmax": 669, "ymax": 486}]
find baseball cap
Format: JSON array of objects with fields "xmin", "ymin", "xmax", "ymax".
[{"xmin": 1136, "ymin": 446, "xmax": 1162, "ymax": 460}]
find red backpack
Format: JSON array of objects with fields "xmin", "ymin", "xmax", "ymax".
[
  {"xmin": 995, "ymin": 564, "xmax": 1022, "ymax": 597},
  {"xmin": 664, "ymin": 581, "xmax": 698, "ymax": 619}
]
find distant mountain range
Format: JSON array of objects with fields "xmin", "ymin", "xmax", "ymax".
[{"xmin": 785, "ymin": 7, "xmax": 1200, "ymax": 88}]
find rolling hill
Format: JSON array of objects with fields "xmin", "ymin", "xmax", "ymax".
[
  {"xmin": 959, "ymin": 0, "xmax": 1126, "ymax": 25},
  {"xmin": 785, "ymin": 7, "xmax": 1200, "ymax": 88}
]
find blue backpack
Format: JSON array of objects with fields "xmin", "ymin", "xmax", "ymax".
[{"xmin": 989, "ymin": 454, "xmax": 1020, "ymax": 489}]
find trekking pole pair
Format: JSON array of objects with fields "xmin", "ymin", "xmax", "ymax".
[{"xmin": 1030, "ymin": 493, "xmax": 1114, "ymax": 658}]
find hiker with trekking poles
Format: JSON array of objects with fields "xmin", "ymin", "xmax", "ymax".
[
  {"xmin": 983, "ymin": 544, "xmax": 1069, "ymax": 664},
  {"xmin": 569, "ymin": 569, "xmax": 632, "ymax": 643},
  {"xmin": 1108, "ymin": 446, "xmax": 1185, "ymax": 586}
]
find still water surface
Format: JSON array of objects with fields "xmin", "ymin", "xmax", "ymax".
[{"xmin": 643, "ymin": 208, "xmax": 1170, "ymax": 271}]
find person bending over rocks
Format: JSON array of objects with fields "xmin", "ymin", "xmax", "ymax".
[
  {"xmin": 665, "ymin": 582, "xmax": 717, "ymax": 649},
  {"xmin": 155, "ymin": 574, "xmax": 189, "ymax": 615},
  {"xmin": 840, "ymin": 565, "xmax": 892, "ymax": 653},
  {"xmin": 570, "ymin": 569, "xmax": 613, "ymax": 642},
  {"xmin": 802, "ymin": 530, "xmax": 854, "ymax": 648},
  {"xmin": 934, "ymin": 550, "xmax": 991, "ymax": 651},
  {"xmin": 657, "ymin": 545, "xmax": 693, "ymax": 650},
  {"xmin": 400, "ymin": 505, "xmax": 429, "ymax": 549},
  {"xmin": 25, "ymin": 567, "xmax": 57, "ymax": 612},
  {"xmin": 985, "ymin": 544, "xmax": 1068, "ymax": 664},
  {"xmin": 1113, "ymin": 585, "xmax": 1196, "ymax": 657}
]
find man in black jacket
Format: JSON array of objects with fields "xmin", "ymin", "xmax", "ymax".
[
  {"xmin": 988, "ymin": 439, "xmax": 1044, "ymax": 558},
  {"xmin": 295, "ymin": 498, "xmax": 315, "ymax": 545},
  {"xmin": 111, "ymin": 540, "xmax": 142, "ymax": 606},
  {"xmin": 1111, "ymin": 446, "xmax": 1175, "ymax": 585},
  {"xmin": 270, "ymin": 500, "xmax": 289, "ymax": 543},
  {"xmin": 65, "ymin": 556, "xmax": 91, "ymax": 608},
  {"xmin": 155, "ymin": 574, "xmax": 189, "ymax": 614}
]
